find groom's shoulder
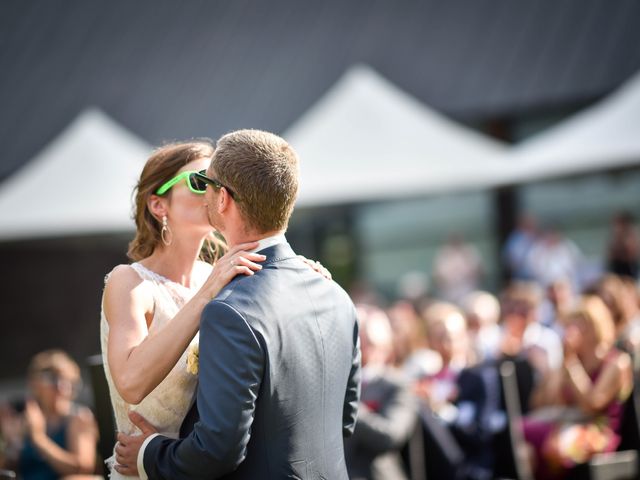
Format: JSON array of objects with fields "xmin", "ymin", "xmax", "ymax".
[
  {"xmin": 202, "ymin": 269, "xmax": 270, "ymax": 319},
  {"xmin": 216, "ymin": 265, "xmax": 270, "ymax": 299},
  {"xmin": 207, "ymin": 252, "xmax": 354, "ymax": 309}
]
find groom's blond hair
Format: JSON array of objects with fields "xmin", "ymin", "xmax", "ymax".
[{"xmin": 213, "ymin": 130, "xmax": 299, "ymax": 233}]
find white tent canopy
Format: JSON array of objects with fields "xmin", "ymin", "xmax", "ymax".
[
  {"xmin": 0, "ymin": 109, "xmax": 151, "ymax": 240},
  {"xmin": 2, "ymin": 68, "xmax": 637, "ymax": 241},
  {"xmin": 508, "ymin": 70, "xmax": 640, "ymax": 181},
  {"xmin": 285, "ymin": 65, "xmax": 510, "ymax": 207}
]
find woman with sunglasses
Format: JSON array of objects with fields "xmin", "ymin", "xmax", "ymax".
[
  {"xmin": 100, "ymin": 140, "xmax": 270, "ymax": 479},
  {"xmin": 0, "ymin": 350, "xmax": 99, "ymax": 479}
]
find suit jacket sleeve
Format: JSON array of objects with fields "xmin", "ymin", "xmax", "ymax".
[
  {"xmin": 343, "ymin": 316, "xmax": 361, "ymax": 437},
  {"xmin": 143, "ymin": 300, "xmax": 264, "ymax": 480}
]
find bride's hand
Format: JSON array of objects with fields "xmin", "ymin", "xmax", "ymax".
[{"xmin": 198, "ymin": 242, "xmax": 265, "ymax": 299}]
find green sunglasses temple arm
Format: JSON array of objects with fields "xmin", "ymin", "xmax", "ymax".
[
  {"xmin": 156, "ymin": 172, "xmax": 189, "ymax": 195},
  {"xmin": 155, "ymin": 171, "xmax": 206, "ymax": 195},
  {"xmin": 193, "ymin": 172, "xmax": 237, "ymax": 200}
]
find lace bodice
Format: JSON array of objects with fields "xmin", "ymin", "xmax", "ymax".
[{"xmin": 100, "ymin": 261, "xmax": 212, "ymax": 479}]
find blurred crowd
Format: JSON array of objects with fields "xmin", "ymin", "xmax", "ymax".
[
  {"xmin": 0, "ymin": 212, "xmax": 638, "ymax": 480},
  {"xmin": 346, "ymin": 211, "xmax": 640, "ymax": 480}
]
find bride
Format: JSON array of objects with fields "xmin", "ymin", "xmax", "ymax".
[{"xmin": 100, "ymin": 140, "xmax": 268, "ymax": 479}]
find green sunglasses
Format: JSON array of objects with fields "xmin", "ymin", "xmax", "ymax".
[
  {"xmin": 156, "ymin": 170, "xmax": 207, "ymax": 195},
  {"xmin": 156, "ymin": 170, "xmax": 237, "ymax": 199}
]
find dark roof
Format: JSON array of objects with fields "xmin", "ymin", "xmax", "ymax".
[{"xmin": 1, "ymin": 0, "xmax": 640, "ymax": 181}]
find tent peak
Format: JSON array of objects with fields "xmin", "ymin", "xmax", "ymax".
[{"xmin": 0, "ymin": 109, "xmax": 151, "ymax": 241}]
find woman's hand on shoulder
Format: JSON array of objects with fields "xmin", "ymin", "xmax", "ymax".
[
  {"xmin": 298, "ymin": 255, "xmax": 332, "ymax": 280},
  {"xmin": 197, "ymin": 242, "xmax": 266, "ymax": 300}
]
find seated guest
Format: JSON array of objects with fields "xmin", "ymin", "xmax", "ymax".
[
  {"xmin": 527, "ymin": 227, "xmax": 583, "ymax": 294},
  {"xmin": 501, "ymin": 282, "xmax": 562, "ymax": 384},
  {"xmin": 417, "ymin": 302, "xmax": 473, "ymax": 418},
  {"xmin": 433, "ymin": 234, "xmax": 483, "ymax": 304},
  {"xmin": 441, "ymin": 284, "xmax": 557, "ymax": 479},
  {"xmin": 345, "ymin": 305, "xmax": 418, "ymax": 480},
  {"xmin": 595, "ymin": 274, "xmax": 640, "ymax": 352},
  {"xmin": 0, "ymin": 350, "xmax": 98, "ymax": 479},
  {"xmin": 386, "ymin": 300, "xmax": 429, "ymax": 369},
  {"xmin": 462, "ymin": 291, "xmax": 501, "ymax": 362},
  {"xmin": 524, "ymin": 296, "xmax": 633, "ymax": 479},
  {"xmin": 454, "ymin": 285, "xmax": 543, "ymax": 479},
  {"xmin": 538, "ymin": 277, "xmax": 576, "ymax": 332},
  {"xmin": 389, "ymin": 301, "xmax": 443, "ymax": 386},
  {"xmin": 502, "ymin": 214, "xmax": 538, "ymax": 282}
]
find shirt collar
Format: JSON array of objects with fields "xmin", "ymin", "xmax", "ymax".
[{"xmin": 251, "ymin": 233, "xmax": 288, "ymax": 253}]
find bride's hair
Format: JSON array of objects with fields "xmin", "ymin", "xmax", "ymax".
[{"xmin": 127, "ymin": 140, "xmax": 226, "ymax": 262}]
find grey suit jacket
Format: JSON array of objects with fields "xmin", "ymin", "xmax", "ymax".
[
  {"xmin": 344, "ymin": 369, "xmax": 417, "ymax": 480},
  {"xmin": 143, "ymin": 242, "xmax": 361, "ymax": 479}
]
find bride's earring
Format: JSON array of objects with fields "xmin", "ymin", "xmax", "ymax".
[{"xmin": 161, "ymin": 215, "xmax": 173, "ymax": 246}]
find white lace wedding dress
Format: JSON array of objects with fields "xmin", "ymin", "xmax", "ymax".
[{"xmin": 100, "ymin": 261, "xmax": 211, "ymax": 479}]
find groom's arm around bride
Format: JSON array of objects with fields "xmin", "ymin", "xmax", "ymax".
[
  {"xmin": 115, "ymin": 129, "xmax": 361, "ymax": 480},
  {"xmin": 143, "ymin": 293, "xmax": 275, "ymax": 477}
]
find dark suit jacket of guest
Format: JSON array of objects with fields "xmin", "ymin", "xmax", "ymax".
[
  {"xmin": 344, "ymin": 369, "xmax": 417, "ymax": 480},
  {"xmin": 142, "ymin": 242, "xmax": 361, "ymax": 479}
]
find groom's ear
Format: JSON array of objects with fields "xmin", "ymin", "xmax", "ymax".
[
  {"xmin": 216, "ymin": 188, "xmax": 231, "ymax": 213},
  {"xmin": 148, "ymin": 194, "xmax": 168, "ymax": 219}
]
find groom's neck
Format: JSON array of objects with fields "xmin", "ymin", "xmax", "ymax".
[{"xmin": 224, "ymin": 228, "xmax": 285, "ymax": 249}]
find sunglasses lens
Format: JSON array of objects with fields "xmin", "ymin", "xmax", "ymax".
[{"xmin": 189, "ymin": 173, "xmax": 207, "ymax": 192}]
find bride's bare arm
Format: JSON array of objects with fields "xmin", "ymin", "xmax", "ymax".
[{"xmin": 104, "ymin": 242, "xmax": 264, "ymax": 405}]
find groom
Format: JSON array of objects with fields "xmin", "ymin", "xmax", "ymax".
[{"xmin": 115, "ymin": 129, "xmax": 361, "ymax": 479}]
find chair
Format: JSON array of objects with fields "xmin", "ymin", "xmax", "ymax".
[
  {"xmin": 617, "ymin": 344, "xmax": 640, "ymax": 453},
  {"xmin": 499, "ymin": 361, "xmax": 534, "ymax": 480},
  {"xmin": 86, "ymin": 354, "xmax": 116, "ymax": 478},
  {"xmin": 584, "ymin": 451, "xmax": 638, "ymax": 480},
  {"xmin": 401, "ymin": 418, "xmax": 428, "ymax": 480},
  {"xmin": 416, "ymin": 406, "xmax": 467, "ymax": 479}
]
